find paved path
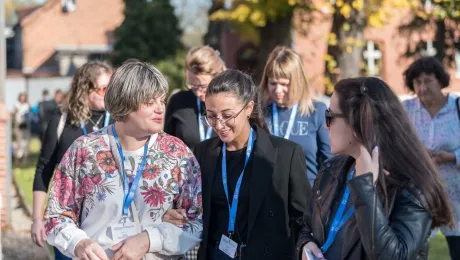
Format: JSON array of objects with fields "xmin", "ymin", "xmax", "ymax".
[{"xmin": 2, "ymin": 185, "xmax": 50, "ymax": 260}]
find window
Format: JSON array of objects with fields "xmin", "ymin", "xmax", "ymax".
[{"xmin": 363, "ymin": 41, "xmax": 382, "ymax": 77}]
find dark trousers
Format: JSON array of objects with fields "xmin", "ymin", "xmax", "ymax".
[
  {"xmin": 207, "ymin": 246, "xmax": 237, "ymax": 260},
  {"xmin": 446, "ymin": 236, "xmax": 460, "ymax": 260},
  {"xmin": 54, "ymin": 246, "xmax": 72, "ymax": 260}
]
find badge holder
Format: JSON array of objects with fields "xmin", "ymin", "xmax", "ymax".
[{"xmin": 110, "ymin": 213, "xmax": 137, "ymax": 242}]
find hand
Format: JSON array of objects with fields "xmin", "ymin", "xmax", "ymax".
[
  {"xmin": 31, "ymin": 219, "xmax": 47, "ymax": 247},
  {"xmin": 74, "ymin": 239, "xmax": 109, "ymax": 260},
  {"xmin": 431, "ymin": 150, "xmax": 456, "ymax": 165},
  {"xmin": 355, "ymin": 146, "xmax": 379, "ymax": 183},
  {"xmin": 302, "ymin": 242, "xmax": 326, "ymax": 260},
  {"xmin": 162, "ymin": 209, "xmax": 187, "ymax": 228},
  {"xmin": 110, "ymin": 232, "xmax": 150, "ymax": 260}
]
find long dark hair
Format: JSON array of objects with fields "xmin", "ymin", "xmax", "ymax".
[
  {"xmin": 334, "ymin": 77, "xmax": 453, "ymax": 228},
  {"xmin": 206, "ymin": 70, "xmax": 270, "ymax": 133}
]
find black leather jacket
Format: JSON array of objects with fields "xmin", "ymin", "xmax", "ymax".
[{"xmin": 296, "ymin": 155, "xmax": 432, "ymax": 260}]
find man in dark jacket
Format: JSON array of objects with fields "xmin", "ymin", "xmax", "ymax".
[{"xmin": 38, "ymin": 89, "xmax": 59, "ymax": 138}]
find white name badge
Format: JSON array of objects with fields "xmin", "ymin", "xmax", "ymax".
[
  {"xmin": 219, "ymin": 235, "xmax": 238, "ymax": 258},
  {"xmin": 110, "ymin": 218, "xmax": 137, "ymax": 242}
]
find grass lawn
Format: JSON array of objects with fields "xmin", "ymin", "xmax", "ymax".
[{"xmin": 12, "ymin": 138, "xmax": 452, "ymax": 259}]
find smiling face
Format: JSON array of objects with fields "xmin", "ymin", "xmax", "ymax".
[
  {"xmin": 125, "ymin": 95, "xmax": 166, "ymax": 135},
  {"xmin": 204, "ymin": 93, "xmax": 254, "ymax": 145}
]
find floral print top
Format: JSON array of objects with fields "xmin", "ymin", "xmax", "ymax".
[
  {"xmin": 403, "ymin": 95, "xmax": 460, "ymax": 236},
  {"xmin": 44, "ymin": 126, "xmax": 203, "ymax": 259}
]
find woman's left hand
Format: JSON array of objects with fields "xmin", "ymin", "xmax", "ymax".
[
  {"xmin": 431, "ymin": 150, "xmax": 456, "ymax": 165},
  {"xmin": 355, "ymin": 145, "xmax": 379, "ymax": 183},
  {"xmin": 110, "ymin": 232, "xmax": 149, "ymax": 260}
]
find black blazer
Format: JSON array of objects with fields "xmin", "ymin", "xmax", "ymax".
[
  {"xmin": 193, "ymin": 125, "xmax": 312, "ymax": 260},
  {"xmin": 164, "ymin": 90, "xmax": 216, "ymax": 149}
]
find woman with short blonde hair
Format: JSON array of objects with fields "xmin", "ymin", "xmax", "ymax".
[
  {"xmin": 165, "ymin": 46, "xmax": 226, "ymax": 150},
  {"xmin": 260, "ymin": 46, "xmax": 331, "ymax": 185},
  {"xmin": 44, "ymin": 59, "xmax": 202, "ymax": 260}
]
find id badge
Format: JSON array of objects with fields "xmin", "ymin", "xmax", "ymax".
[
  {"xmin": 110, "ymin": 217, "xmax": 137, "ymax": 242},
  {"xmin": 219, "ymin": 235, "xmax": 238, "ymax": 258}
]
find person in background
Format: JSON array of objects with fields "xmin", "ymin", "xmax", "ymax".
[
  {"xmin": 403, "ymin": 56, "xmax": 460, "ymax": 260},
  {"xmin": 164, "ymin": 70, "xmax": 311, "ymax": 260},
  {"xmin": 54, "ymin": 89, "xmax": 64, "ymax": 105},
  {"xmin": 260, "ymin": 46, "xmax": 331, "ymax": 185},
  {"xmin": 297, "ymin": 77, "xmax": 453, "ymax": 260},
  {"xmin": 31, "ymin": 61, "xmax": 113, "ymax": 260},
  {"xmin": 13, "ymin": 92, "xmax": 31, "ymax": 165},
  {"xmin": 164, "ymin": 46, "xmax": 226, "ymax": 150},
  {"xmin": 44, "ymin": 59, "xmax": 202, "ymax": 260},
  {"xmin": 38, "ymin": 89, "xmax": 59, "ymax": 138}
]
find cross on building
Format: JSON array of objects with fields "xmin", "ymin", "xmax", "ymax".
[
  {"xmin": 422, "ymin": 40, "xmax": 437, "ymax": 57},
  {"xmin": 363, "ymin": 41, "xmax": 382, "ymax": 76}
]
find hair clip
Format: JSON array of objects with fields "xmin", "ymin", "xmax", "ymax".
[
  {"xmin": 215, "ymin": 50, "xmax": 221, "ymax": 56},
  {"xmin": 360, "ymin": 85, "xmax": 368, "ymax": 95}
]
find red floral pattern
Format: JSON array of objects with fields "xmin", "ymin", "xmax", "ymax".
[
  {"xmin": 96, "ymin": 151, "xmax": 117, "ymax": 174},
  {"xmin": 44, "ymin": 131, "xmax": 203, "ymax": 253},
  {"xmin": 158, "ymin": 135, "xmax": 188, "ymax": 157},
  {"xmin": 142, "ymin": 164, "xmax": 161, "ymax": 180},
  {"xmin": 141, "ymin": 186, "xmax": 166, "ymax": 207}
]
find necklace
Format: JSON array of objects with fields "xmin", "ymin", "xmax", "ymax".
[{"xmin": 88, "ymin": 114, "xmax": 104, "ymax": 131}]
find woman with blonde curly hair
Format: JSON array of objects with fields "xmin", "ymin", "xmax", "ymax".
[{"xmin": 32, "ymin": 61, "xmax": 113, "ymax": 259}]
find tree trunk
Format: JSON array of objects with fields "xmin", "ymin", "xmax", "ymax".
[
  {"xmin": 328, "ymin": 3, "xmax": 367, "ymax": 80},
  {"xmin": 434, "ymin": 19, "xmax": 446, "ymax": 62},
  {"xmin": 254, "ymin": 11, "xmax": 294, "ymax": 83}
]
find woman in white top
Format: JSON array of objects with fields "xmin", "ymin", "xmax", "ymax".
[
  {"xmin": 13, "ymin": 92, "xmax": 31, "ymax": 165},
  {"xmin": 44, "ymin": 59, "xmax": 203, "ymax": 260}
]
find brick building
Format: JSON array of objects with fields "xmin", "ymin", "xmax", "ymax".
[
  {"xmin": 9, "ymin": 0, "xmax": 124, "ymax": 76},
  {"xmin": 221, "ymin": 11, "xmax": 460, "ymax": 96}
]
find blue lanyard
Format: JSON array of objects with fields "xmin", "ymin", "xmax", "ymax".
[
  {"xmin": 112, "ymin": 124, "xmax": 150, "ymax": 217},
  {"xmin": 80, "ymin": 111, "xmax": 111, "ymax": 135},
  {"xmin": 222, "ymin": 127, "xmax": 254, "ymax": 234},
  {"xmin": 272, "ymin": 102, "xmax": 298, "ymax": 139},
  {"xmin": 321, "ymin": 169, "xmax": 356, "ymax": 252},
  {"xmin": 197, "ymin": 98, "xmax": 212, "ymax": 141}
]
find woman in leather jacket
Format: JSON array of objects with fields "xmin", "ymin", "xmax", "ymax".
[{"xmin": 297, "ymin": 77, "xmax": 453, "ymax": 260}]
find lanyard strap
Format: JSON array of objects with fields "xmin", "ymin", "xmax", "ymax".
[
  {"xmin": 321, "ymin": 169, "xmax": 356, "ymax": 252},
  {"xmin": 80, "ymin": 111, "xmax": 111, "ymax": 135},
  {"xmin": 112, "ymin": 124, "xmax": 150, "ymax": 217},
  {"xmin": 222, "ymin": 127, "xmax": 255, "ymax": 233},
  {"xmin": 272, "ymin": 102, "xmax": 298, "ymax": 139},
  {"xmin": 197, "ymin": 98, "xmax": 212, "ymax": 141}
]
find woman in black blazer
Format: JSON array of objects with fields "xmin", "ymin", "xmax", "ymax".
[
  {"xmin": 164, "ymin": 46, "xmax": 225, "ymax": 150},
  {"xmin": 163, "ymin": 69, "xmax": 311, "ymax": 260}
]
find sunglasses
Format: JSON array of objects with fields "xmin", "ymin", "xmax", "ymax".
[
  {"xmin": 325, "ymin": 108, "xmax": 345, "ymax": 127},
  {"xmin": 92, "ymin": 85, "xmax": 108, "ymax": 96}
]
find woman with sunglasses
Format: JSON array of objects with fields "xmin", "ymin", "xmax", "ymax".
[
  {"xmin": 260, "ymin": 46, "xmax": 331, "ymax": 186},
  {"xmin": 163, "ymin": 69, "xmax": 311, "ymax": 259},
  {"xmin": 297, "ymin": 77, "xmax": 453, "ymax": 260},
  {"xmin": 164, "ymin": 46, "xmax": 226, "ymax": 150},
  {"xmin": 32, "ymin": 61, "xmax": 114, "ymax": 260}
]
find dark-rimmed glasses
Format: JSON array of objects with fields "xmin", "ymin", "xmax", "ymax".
[
  {"xmin": 200, "ymin": 104, "xmax": 248, "ymax": 127},
  {"xmin": 185, "ymin": 83, "xmax": 208, "ymax": 92},
  {"xmin": 325, "ymin": 108, "xmax": 345, "ymax": 127}
]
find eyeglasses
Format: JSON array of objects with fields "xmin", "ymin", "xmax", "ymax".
[
  {"xmin": 325, "ymin": 108, "xmax": 345, "ymax": 127},
  {"xmin": 200, "ymin": 104, "xmax": 248, "ymax": 128},
  {"xmin": 92, "ymin": 85, "xmax": 108, "ymax": 96},
  {"xmin": 185, "ymin": 83, "xmax": 208, "ymax": 91}
]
